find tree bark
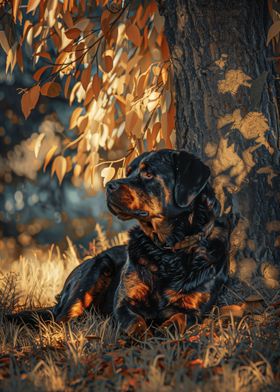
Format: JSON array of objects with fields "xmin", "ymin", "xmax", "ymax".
[{"xmin": 159, "ymin": 0, "xmax": 280, "ymax": 277}]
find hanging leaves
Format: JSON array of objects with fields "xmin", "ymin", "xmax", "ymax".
[{"xmin": 4, "ymin": 0, "xmax": 175, "ymax": 188}]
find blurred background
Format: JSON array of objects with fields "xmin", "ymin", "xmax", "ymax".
[{"xmin": 0, "ymin": 53, "xmax": 132, "ymax": 264}]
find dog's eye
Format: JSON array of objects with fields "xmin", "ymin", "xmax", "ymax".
[{"xmin": 142, "ymin": 171, "xmax": 153, "ymax": 179}]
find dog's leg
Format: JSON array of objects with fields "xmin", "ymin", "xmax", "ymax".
[
  {"xmin": 114, "ymin": 266, "xmax": 152, "ymax": 337},
  {"xmin": 114, "ymin": 302, "xmax": 150, "ymax": 337},
  {"xmin": 3, "ymin": 307, "xmax": 54, "ymax": 328},
  {"xmin": 54, "ymin": 247, "xmax": 126, "ymax": 322}
]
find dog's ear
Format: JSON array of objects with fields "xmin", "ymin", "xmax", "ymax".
[
  {"xmin": 126, "ymin": 152, "xmax": 151, "ymax": 176},
  {"xmin": 173, "ymin": 150, "xmax": 210, "ymax": 207}
]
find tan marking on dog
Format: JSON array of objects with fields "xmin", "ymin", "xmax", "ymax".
[
  {"xmin": 119, "ymin": 184, "xmax": 163, "ymax": 218},
  {"xmin": 166, "ymin": 290, "xmax": 210, "ymax": 310},
  {"xmin": 84, "ymin": 292, "xmax": 93, "ymax": 308},
  {"xmin": 139, "ymin": 163, "xmax": 147, "ymax": 171},
  {"xmin": 148, "ymin": 196, "xmax": 163, "ymax": 215},
  {"xmin": 124, "ymin": 272, "xmax": 150, "ymax": 302},
  {"xmin": 156, "ymin": 176, "xmax": 171, "ymax": 205},
  {"xmin": 69, "ymin": 300, "xmax": 84, "ymax": 318},
  {"xmin": 119, "ymin": 186, "xmax": 142, "ymax": 211},
  {"xmin": 140, "ymin": 216, "xmax": 173, "ymax": 244}
]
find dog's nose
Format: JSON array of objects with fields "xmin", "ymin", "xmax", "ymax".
[{"xmin": 106, "ymin": 181, "xmax": 120, "ymax": 193}]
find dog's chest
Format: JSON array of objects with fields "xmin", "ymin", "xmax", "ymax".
[{"xmin": 133, "ymin": 252, "xmax": 187, "ymax": 300}]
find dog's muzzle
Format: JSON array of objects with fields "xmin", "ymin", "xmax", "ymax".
[{"xmin": 106, "ymin": 180, "xmax": 149, "ymax": 219}]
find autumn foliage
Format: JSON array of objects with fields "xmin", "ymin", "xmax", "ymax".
[{"xmin": 0, "ymin": 0, "xmax": 175, "ymax": 188}]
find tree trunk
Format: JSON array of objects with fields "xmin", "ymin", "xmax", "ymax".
[{"xmin": 159, "ymin": 0, "xmax": 280, "ymax": 287}]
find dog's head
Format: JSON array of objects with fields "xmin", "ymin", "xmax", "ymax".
[{"xmin": 106, "ymin": 150, "xmax": 210, "ymax": 232}]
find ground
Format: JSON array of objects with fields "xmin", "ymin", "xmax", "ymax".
[{"xmin": 0, "ymin": 233, "xmax": 280, "ymax": 392}]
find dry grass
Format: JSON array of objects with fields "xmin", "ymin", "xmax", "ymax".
[
  {"xmin": 0, "ymin": 238, "xmax": 80, "ymax": 311},
  {"xmin": 0, "ymin": 234, "xmax": 279, "ymax": 391}
]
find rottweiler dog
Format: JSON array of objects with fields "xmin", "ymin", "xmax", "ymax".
[{"xmin": 6, "ymin": 150, "xmax": 230, "ymax": 335}]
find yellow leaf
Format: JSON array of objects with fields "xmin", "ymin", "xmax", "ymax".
[
  {"xmin": 78, "ymin": 116, "xmax": 88, "ymax": 133},
  {"xmin": 81, "ymin": 65, "xmax": 92, "ymax": 90},
  {"xmin": 101, "ymin": 10, "xmax": 111, "ymax": 35},
  {"xmin": 30, "ymin": 84, "xmax": 40, "ymax": 106},
  {"xmin": 69, "ymin": 107, "xmax": 83, "ymax": 129},
  {"xmin": 41, "ymin": 82, "xmax": 61, "ymax": 97},
  {"xmin": 161, "ymin": 90, "xmax": 171, "ymax": 113},
  {"xmin": 6, "ymin": 47, "xmax": 14, "ymax": 73},
  {"xmin": 147, "ymin": 91, "xmax": 161, "ymax": 112},
  {"xmin": 65, "ymin": 28, "xmax": 81, "ymax": 40},
  {"xmin": 51, "ymin": 156, "xmax": 67, "ymax": 185},
  {"xmin": 153, "ymin": 12, "xmax": 164, "ymax": 33},
  {"xmin": 44, "ymin": 145, "xmax": 58, "ymax": 171},
  {"xmin": 66, "ymin": 156, "xmax": 72, "ymax": 172},
  {"xmin": 34, "ymin": 133, "xmax": 45, "ymax": 158},
  {"xmin": 103, "ymin": 55, "xmax": 113, "ymax": 73},
  {"xmin": 84, "ymin": 164, "xmax": 95, "ymax": 188},
  {"xmin": 136, "ymin": 72, "xmax": 149, "ymax": 98},
  {"xmin": 13, "ymin": 0, "xmax": 20, "ymax": 21},
  {"xmin": 69, "ymin": 82, "xmax": 81, "ymax": 106},
  {"xmin": 92, "ymin": 74, "xmax": 101, "ymax": 98},
  {"xmin": 116, "ymin": 167, "xmax": 125, "ymax": 179},
  {"xmin": 126, "ymin": 110, "xmax": 138, "ymax": 133},
  {"xmin": 0, "ymin": 31, "xmax": 10, "ymax": 54},
  {"xmin": 126, "ymin": 24, "xmax": 142, "ymax": 46},
  {"xmin": 64, "ymin": 74, "xmax": 72, "ymax": 98},
  {"xmin": 21, "ymin": 85, "xmax": 40, "ymax": 119},
  {"xmin": 74, "ymin": 164, "xmax": 82, "ymax": 177},
  {"xmin": 33, "ymin": 65, "xmax": 51, "ymax": 82},
  {"xmin": 27, "ymin": 0, "xmax": 41, "ymax": 13},
  {"xmin": 47, "ymin": 0, "xmax": 58, "ymax": 28},
  {"xmin": 161, "ymin": 67, "xmax": 168, "ymax": 84},
  {"xmin": 22, "ymin": 20, "xmax": 33, "ymax": 42},
  {"xmin": 152, "ymin": 65, "xmax": 161, "ymax": 76},
  {"xmin": 101, "ymin": 166, "xmax": 115, "ymax": 186}
]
